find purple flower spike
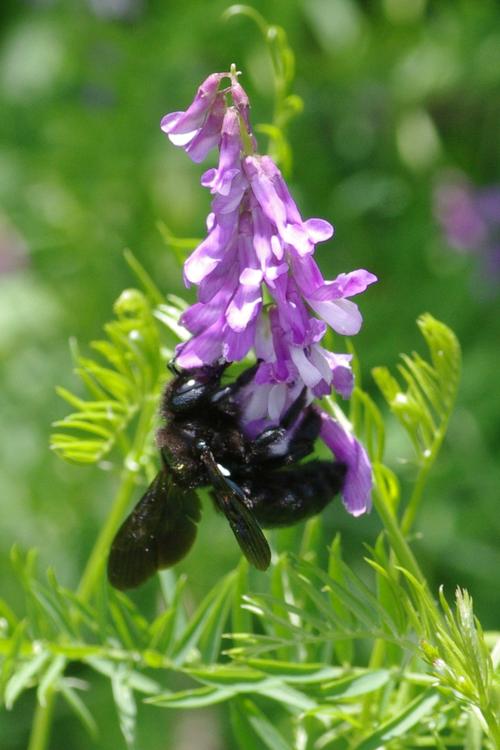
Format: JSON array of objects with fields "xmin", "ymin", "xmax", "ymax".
[
  {"xmin": 161, "ymin": 69, "xmax": 377, "ymax": 517},
  {"xmin": 318, "ymin": 409, "xmax": 372, "ymax": 516}
]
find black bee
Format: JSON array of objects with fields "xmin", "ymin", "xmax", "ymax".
[{"xmin": 107, "ymin": 361, "xmax": 346, "ymax": 590}]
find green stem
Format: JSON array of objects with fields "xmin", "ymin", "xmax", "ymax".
[
  {"xmin": 77, "ymin": 468, "xmax": 139, "ymax": 602},
  {"xmin": 372, "ymin": 488, "xmax": 424, "ymax": 584},
  {"xmin": 28, "ymin": 690, "xmax": 56, "ymax": 750},
  {"xmin": 400, "ymin": 461, "xmax": 431, "ymax": 536},
  {"xmin": 401, "ymin": 424, "xmax": 447, "ymax": 536},
  {"xmin": 78, "ymin": 394, "xmax": 158, "ymax": 603},
  {"xmin": 28, "ymin": 393, "xmax": 159, "ymax": 750},
  {"xmin": 373, "ymin": 472, "xmax": 444, "ymax": 629}
]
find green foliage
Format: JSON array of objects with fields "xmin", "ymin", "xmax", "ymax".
[
  {"xmin": 2, "ymin": 4, "xmax": 500, "ymax": 747},
  {"xmin": 373, "ymin": 313, "xmax": 460, "ymax": 466},
  {"xmin": 2, "ymin": 270, "xmax": 499, "ymax": 750},
  {"xmin": 50, "ymin": 253, "xmax": 186, "ymax": 473},
  {"xmin": 0, "ymin": 548, "xmax": 248, "ymax": 745}
]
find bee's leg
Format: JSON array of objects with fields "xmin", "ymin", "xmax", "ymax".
[
  {"xmin": 249, "ymin": 387, "xmax": 309, "ymax": 460},
  {"xmin": 209, "ymin": 360, "xmax": 261, "ymax": 414},
  {"xmin": 280, "ymin": 386, "xmax": 308, "ymax": 429},
  {"xmin": 167, "ymin": 358, "xmax": 181, "ymax": 376},
  {"xmin": 280, "ymin": 407, "xmax": 322, "ymax": 464}
]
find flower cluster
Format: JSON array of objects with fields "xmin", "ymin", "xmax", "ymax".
[{"xmin": 161, "ymin": 70, "xmax": 376, "ymax": 515}]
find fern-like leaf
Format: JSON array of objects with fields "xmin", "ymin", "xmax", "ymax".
[
  {"xmin": 50, "ymin": 286, "xmax": 186, "ymax": 467},
  {"xmin": 372, "ymin": 314, "xmax": 460, "ymax": 464}
]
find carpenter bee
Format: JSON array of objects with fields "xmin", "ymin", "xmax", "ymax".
[{"xmin": 107, "ymin": 361, "xmax": 346, "ymax": 590}]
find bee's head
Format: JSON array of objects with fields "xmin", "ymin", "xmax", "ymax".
[{"xmin": 166, "ymin": 360, "xmax": 228, "ymax": 413}]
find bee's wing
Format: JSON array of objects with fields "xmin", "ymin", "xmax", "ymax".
[
  {"xmin": 201, "ymin": 449, "xmax": 271, "ymax": 571},
  {"xmin": 107, "ymin": 471, "xmax": 201, "ymax": 590}
]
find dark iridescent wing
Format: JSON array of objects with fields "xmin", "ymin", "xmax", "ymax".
[
  {"xmin": 107, "ymin": 471, "xmax": 201, "ymax": 590},
  {"xmin": 200, "ymin": 449, "xmax": 271, "ymax": 571}
]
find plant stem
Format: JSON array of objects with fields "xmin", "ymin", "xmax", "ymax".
[
  {"xmin": 372, "ymin": 487, "xmax": 424, "ymax": 584},
  {"xmin": 78, "ymin": 394, "xmax": 158, "ymax": 603},
  {"xmin": 28, "ymin": 690, "xmax": 55, "ymax": 750},
  {"xmin": 77, "ymin": 468, "xmax": 139, "ymax": 602},
  {"xmin": 400, "ymin": 460, "xmax": 432, "ymax": 536},
  {"xmin": 401, "ymin": 425, "xmax": 447, "ymax": 536}
]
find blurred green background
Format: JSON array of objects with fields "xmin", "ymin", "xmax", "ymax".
[{"xmin": 1, "ymin": 0, "xmax": 500, "ymax": 747}]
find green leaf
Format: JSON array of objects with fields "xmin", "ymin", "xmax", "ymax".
[
  {"xmin": 368, "ymin": 534, "xmax": 407, "ymax": 664},
  {"xmin": 0, "ymin": 598, "xmax": 19, "ymax": 630},
  {"xmin": 123, "ymin": 249, "xmax": 164, "ymax": 306},
  {"xmin": 0, "ymin": 620, "xmax": 28, "ymax": 698},
  {"xmin": 149, "ymin": 574, "xmax": 187, "ymax": 653},
  {"xmin": 186, "ymin": 665, "xmax": 265, "ymax": 687},
  {"xmin": 183, "ymin": 666, "xmax": 315, "ymax": 711},
  {"xmin": 111, "ymin": 666, "xmax": 137, "ymax": 750},
  {"xmin": 319, "ymin": 670, "xmax": 390, "ymax": 700},
  {"xmin": 147, "ymin": 685, "xmax": 234, "ymax": 709},
  {"xmin": 372, "ymin": 314, "xmax": 460, "ymax": 464},
  {"xmin": 231, "ymin": 559, "xmax": 252, "ymax": 636},
  {"xmin": 59, "ymin": 684, "xmax": 98, "ymax": 739},
  {"xmin": 230, "ymin": 697, "xmax": 293, "ymax": 750},
  {"xmin": 257, "ymin": 682, "xmax": 315, "ymax": 711},
  {"xmin": 51, "ymin": 287, "xmax": 165, "ymax": 466},
  {"xmin": 37, "ymin": 655, "xmax": 66, "ymax": 706},
  {"xmin": 197, "ymin": 582, "xmax": 235, "ymax": 664},
  {"xmin": 268, "ymin": 555, "xmax": 300, "ymax": 662},
  {"xmin": 465, "ymin": 713, "xmax": 484, "ymax": 750},
  {"xmin": 299, "ymin": 516, "xmax": 324, "ymax": 565},
  {"xmin": 328, "ymin": 535, "xmax": 354, "ymax": 665},
  {"xmin": 169, "ymin": 570, "xmax": 237, "ymax": 665},
  {"xmin": 4, "ymin": 649, "xmax": 50, "ymax": 709},
  {"xmin": 353, "ymin": 690, "xmax": 440, "ymax": 750},
  {"xmin": 244, "ymin": 658, "xmax": 342, "ymax": 683}
]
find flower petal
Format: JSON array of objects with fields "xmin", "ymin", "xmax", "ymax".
[
  {"xmin": 226, "ymin": 286, "xmax": 262, "ymax": 332},
  {"xmin": 268, "ymin": 383, "xmax": 288, "ymax": 422},
  {"xmin": 325, "ymin": 352, "xmax": 354, "ymax": 399},
  {"xmin": 175, "ymin": 320, "xmax": 224, "ymax": 367},
  {"xmin": 184, "ymin": 212, "xmax": 238, "ymax": 284},
  {"xmin": 289, "ymin": 346, "xmax": 322, "ymax": 388},
  {"xmin": 303, "ymin": 218, "xmax": 334, "ymax": 242},
  {"xmin": 243, "ymin": 155, "xmax": 287, "ymax": 233},
  {"xmin": 309, "ymin": 269, "xmax": 378, "ymax": 301},
  {"xmin": 223, "ymin": 317, "xmax": 257, "ymax": 361},
  {"xmin": 308, "ymin": 297, "xmax": 363, "ymax": 336},
  {"xmin": 160, "ymin": 73, "xmax": 226, "ymax": 135},
  {"xmin": 318, "ymin": 409, "xmax": 372, "ymax": 516}
]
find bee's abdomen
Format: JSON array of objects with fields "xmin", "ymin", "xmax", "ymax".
[{"xmin": 240, "ymin": 460, "xmax": 347, "ymax": 528}]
